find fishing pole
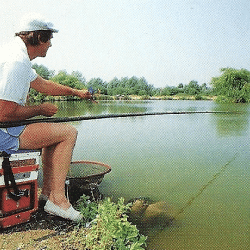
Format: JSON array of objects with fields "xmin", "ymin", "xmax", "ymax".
[
  {"xmin": 0, "ymin": 110, "xmax": 237, "ymax": 128},
  {"xmin": 0, "ymin": 111, "xmax": 236, "ymax": 128}
]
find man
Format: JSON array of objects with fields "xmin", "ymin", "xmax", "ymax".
[{"xmin": 0, "ymin": 14, "xmax": 92, "ymax": 221}]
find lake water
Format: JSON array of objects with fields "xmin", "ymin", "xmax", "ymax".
[{"xmin": 56, "ymin": 100, "xmax": 249, "ymax": 250}]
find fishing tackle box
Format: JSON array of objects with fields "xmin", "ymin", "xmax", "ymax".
[{"xmin": 0, "ymin": 150, "xmax": 40, "ymax": 228}]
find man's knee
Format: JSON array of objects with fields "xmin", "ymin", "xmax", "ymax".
[{"xmin": 65, "ymin": 124, "xmax": 78, "ymax": 140}]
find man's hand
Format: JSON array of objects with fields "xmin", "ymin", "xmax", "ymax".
[
  {"xmin": 39, "ymin": 103, "xmax": 58, "ymax": 117},
  {"xmin": 74, "ymin": 89, "xmax": 98, "ymax": 103},
  {"xmin": 0, "ymin": 100, "xmax": 58, "ymax": 122},
  {"xmin": 75, "ymin": 90, "xmax": 92, "ymax": 99}
]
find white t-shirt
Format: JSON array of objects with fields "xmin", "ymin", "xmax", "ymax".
[{"xmin": 0, "ymin": 37, "xmax": 38, "ymax": 105}]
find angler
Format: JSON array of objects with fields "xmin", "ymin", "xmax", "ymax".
[{"xmin": 0, "ymin": 13, "xmax": 92, "ymax": 222}]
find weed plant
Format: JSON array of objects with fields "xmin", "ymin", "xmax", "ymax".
[{"xmin": 65, "ymin": 195, "xmax": 147, "ymax": 249}]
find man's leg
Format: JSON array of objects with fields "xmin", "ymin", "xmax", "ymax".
[{"xmin": 19, "ymin": 122, "xmax": 78, "ymax": 210}]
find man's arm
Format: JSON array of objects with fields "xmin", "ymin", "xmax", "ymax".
[
  {"xmin": 0, "ymin": 99, "xmax": 57, "ymax": 122},
  {"xmin": 30, "ymin": 75, "xmax": 92, "ymax": 99}
]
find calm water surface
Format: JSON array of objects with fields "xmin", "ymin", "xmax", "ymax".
[{"xmin": 56, "ymin": 100, "xmax": 249, "ymax": 250}]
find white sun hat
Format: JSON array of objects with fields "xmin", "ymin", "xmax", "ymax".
[{"xmin": 17, "ymin": 13, "xmax": 58, "ymax": 33}]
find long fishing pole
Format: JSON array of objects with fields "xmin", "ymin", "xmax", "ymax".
[{"xmin": 0, "ymin": 110, "xmax": 235, "ymax": 128}]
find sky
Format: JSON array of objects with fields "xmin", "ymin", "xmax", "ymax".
[{"xmin": 1, "ymin": 0, "xmax": 250, "ymax": 88}]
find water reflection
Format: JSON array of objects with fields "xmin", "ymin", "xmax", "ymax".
[
  {"xmin": 55, "ymin": 100, "xmax": 105, "ymax": 117},
  {"xmin": 55, "ymin": 100, "xmax": 250, "ymax": 138},
  {"xmin": 55, "ymin": 100, "xmax": 148, "ymax": 117},
  {"xmin": 212, "ymin": 103, "xmax": 250, "ymax": 136}
]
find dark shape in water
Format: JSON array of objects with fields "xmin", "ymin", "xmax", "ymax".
[{"xmin": 128, "ymin": 197, "xmax": 175, "ymax": 235}]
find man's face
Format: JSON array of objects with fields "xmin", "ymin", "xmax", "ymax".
[{"xmin": 37, "ymin": 39, "xmax": 52, "ymax": 57}]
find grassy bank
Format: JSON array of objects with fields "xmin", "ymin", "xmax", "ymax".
[
  {"xmin": 0, "ymin": 194, "xmax": 147, "ymax": 250},
  {"xmin": 28, "ymin": 93, "xmax": 216, "ymax": 103}
]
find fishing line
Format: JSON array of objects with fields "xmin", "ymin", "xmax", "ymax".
[
  {"xmin": 175, "ymin": 153, "xmax": 238, "ymax": 218},
  {"xmin": 0, "ymin": 110, "xmax": 237, "ymax": 128}
]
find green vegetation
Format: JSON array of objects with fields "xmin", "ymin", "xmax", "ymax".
[
  {"xmin": 64, "ymin": 195, "xmax": 147, "ymax": 249},
  {"xmin": 106, "ymin": 76, "xmax": 155, "ymax": 96},
  {"xmin": 31, "ymin": 64, "xmax": 250, "ymax": 103},
  {"xmin": 159, "ymin": 80, "xmax": 212, "ymax": 99},
  {"xmin": 211, "ymin": 68, "xmax": 250, "ymax": 103}
]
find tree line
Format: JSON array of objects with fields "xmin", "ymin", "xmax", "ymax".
[{"xmin": 31, "ymin": 64, "xmax": 250, "ymax": 103}]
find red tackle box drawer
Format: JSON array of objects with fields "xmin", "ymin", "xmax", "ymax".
[
  {"xmin": 0, "ymin": 150, "xmax": 40, "ymax": 228},
  {"xmin": 0, "ymin": 181, "xmax": 38, "ymax": 216},
  {"xmin": 0, "ymin": 210, "xmax": 36, "ymax": 229}
]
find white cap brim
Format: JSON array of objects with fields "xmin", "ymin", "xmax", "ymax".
[{"xmin": 17, "ymin": 13, "xmax": 58, "ymax": 33}]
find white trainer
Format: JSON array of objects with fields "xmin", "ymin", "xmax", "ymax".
[{"xmin": 44, "ymin": 200, "xmax": 83, "ymax": 222}]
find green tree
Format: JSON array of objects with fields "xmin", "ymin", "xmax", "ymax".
[
  {"xmin": 51, "ymin": 70, "xmax": 86, "ymax": 90},
  {"xmin": 138, "ymin": 77, "xmax": 154, "ymax": 96},
  {"xmin": 106, "ymin": 76, "xmax": 154, "ymax": 96},
  {"xmin": 87, "ymin": 78, "xmax": 108, "ymax": 95},
  {"xmin": 32, "ymin": 63, "xmax": 54, "ymax": 79},
  {"xmin": 71, "ymin": 71, "xmax": 87, "ymax": 87},
  {"xmin": 107, "ymin": 77, "xmax": 120, "ymax": 96},
  {"xmin": 211, "ymin": 68, "xmax": 250, "ymax": 103},
  {"xmin": 184, "ymin": 80, "xmax": 201, "ymax": 95},
  {"xmin": 120, "ymin": 77, "xmax": 130, "ymax": 95},
  {"xmin": 178, "ymin": 83, "xmax": 184, "ymax": 89},
  {"xmin": 161, "ymin": 86, "xmax": 179, "ymax": 96}
]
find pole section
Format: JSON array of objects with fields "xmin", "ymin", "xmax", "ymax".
[{"xmin": 0, "ymin": 111, "xmax": 236, "ymax": 128}]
